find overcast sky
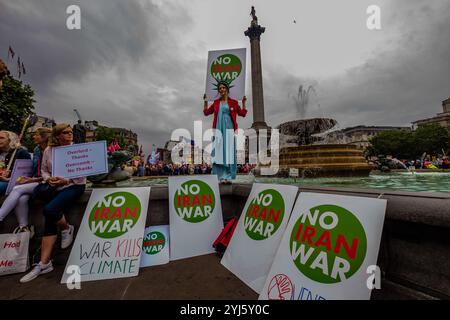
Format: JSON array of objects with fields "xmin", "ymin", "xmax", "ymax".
[{"xmin": 1, "ymin": 0, "xmax": 449, "ymax": 154}]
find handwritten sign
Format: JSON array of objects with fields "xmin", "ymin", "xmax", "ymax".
[
  {"xmin": 6, "ymin": 159, "xmax": 33, "ymax": 195},
  {"xmin": 61, "ymin": 187, "xmax": 150, "ymax": 283},
  {"xmin": 52, "ymin": 141, "xmax": 108, "ymax": 179}
]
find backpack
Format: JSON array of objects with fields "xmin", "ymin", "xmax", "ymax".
[{"xmin": 213, "ymin": 216, "xmax": 239, "ymax": 257}]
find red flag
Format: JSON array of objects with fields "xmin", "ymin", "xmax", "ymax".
[{"xmin": 8, "ymin": 46, "xmax": 15, "ymax": 60}]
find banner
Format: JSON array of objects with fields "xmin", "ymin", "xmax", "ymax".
[
  {"xmin": 205, "ymin": 48, "xmax": 246, "ymax": 101},
  {"xmin": 6, "ymin": 159, "xmax": 33, "ymax": 195},
  {"xmin": 52, "ymin": 141, "xmax": 108, "ymax": 179},
  {"xmin": 140, "ymin": 225, "xmax": 170, "ymax": 268},
  {"xmin": 169, "ymin": 175, "xmax": 223, "ymax": 261},
  {"xmin": 221, "ymin": 184, "xmax": 299, "ymax": 293},
  {"xmin": 259, "ymin": 192, "xmax": 387, "ymax": 300},
  {"xmin": 61, "ymin": 187, "xmax": 150, "ymax": 283}
]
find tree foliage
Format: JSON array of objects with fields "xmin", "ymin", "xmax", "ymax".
[
  {"xmin": 0, "ymin": 76, "xmax": 35, "ymax": 133},
  {"xmin": 367, "ymin": 124, "xmax": 450, "ymax": 158},
  {"xmin": 95, "ymin": 126, "xmax": 125, "ymax": 146}
]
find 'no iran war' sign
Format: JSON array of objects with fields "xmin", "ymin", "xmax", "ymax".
[
  {"xmin": 205, "ymin": 48, "xmax": 246, "ymax": 101},
  {"xmin": 259, "ymin": 193, "xmax": 386, "ymax": 300},
  {"xmin": 169, "ymin": 175, "xmax": 223, "ymax": 261},
  {"xmin": 61, "ymin": 187, "xmax": 150, "ymax": 283},
  {"xmin": 140, "ymin": 225, "xmax": 170, "ymax": 268},
  {"xmin": 221, "ymin": 184, "xmax": 299, "ymax": 293},
  {"xmin": 52, "ymin": 141, "xmax": 108, "ymax": 179}
]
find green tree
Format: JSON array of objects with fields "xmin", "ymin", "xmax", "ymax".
[
  {"xmin": 367, "ymin": 130, "xmax": 414, "ymax": 159},
  {"xmin": 413, "ymin": 124, "xmax": 450, "ymax": 156},
  {"xmin": 95, "ymin": 126, "xmax": 125, "ymax": 146},
  {"xmin": 0, "ymin": 76, "xmax": 35, "ymax": 133}
]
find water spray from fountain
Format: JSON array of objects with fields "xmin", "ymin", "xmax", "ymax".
[{"xmin": 292, "ymin": 85, "xmax": 316, "ymax": 119}]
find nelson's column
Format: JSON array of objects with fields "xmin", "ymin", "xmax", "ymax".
[{"xmin": 245, "ymin": 6, "xmax": 270, "ymax": 131}]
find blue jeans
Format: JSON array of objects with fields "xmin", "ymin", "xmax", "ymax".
[
  {"xmin": 0, "ymin": 181, "xmax": 8, "ymax": 196},
  {"xmin": 32, "ymin": 183, "xmax": 86, "ymax": 236}
]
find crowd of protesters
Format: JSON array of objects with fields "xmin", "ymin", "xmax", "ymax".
[{"xmin": 132, "ymin": 161, "xmax": 256, "ymax": 177}]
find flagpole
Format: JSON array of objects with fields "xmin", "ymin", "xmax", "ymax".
[{"xmin": 6, "ymin": 115, "xmax": 30, "ymax": 171}]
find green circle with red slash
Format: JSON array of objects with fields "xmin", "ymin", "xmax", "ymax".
[
  {"xmin": 142, "ymin": 231, "xmax": 166, "ymax": 255},
  {"xmin": 211, "ymin": 54, "xmax": 242, "ymax": 84},
  {"xmin": 89, "ymin": 192, "xmax": 141, "ymax": 239},
  {"xmin": 244, "ymin": 189, "xmax": 285, "ymax": 241},
  {"xmin": 173, "ymin": 180, "xmax": 215, "ymax": 223},
  {"xmin": 289, "ymin": 204, "xmax": 367, "ymax": 284}
]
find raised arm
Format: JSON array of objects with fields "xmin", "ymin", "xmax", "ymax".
[
  {"xmin": 203, "ymin": 94, "xmax": 214, "ymax": 116},
  {"xmin": 237, "ymin": 96, "xmax": 248, "ymax": 117}
]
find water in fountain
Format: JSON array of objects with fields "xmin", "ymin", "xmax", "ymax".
[{"xmin": 292, "ymin": 85, "xmax": 316, "ymax": 119}]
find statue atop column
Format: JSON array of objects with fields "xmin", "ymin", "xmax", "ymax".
[
  {"xmin": 73, "ymin": 120, "xmax": 86, "ymax": 144},
  {"xmin": 250, "ymin": 6, "xmax": 257, "ymax": 23}
]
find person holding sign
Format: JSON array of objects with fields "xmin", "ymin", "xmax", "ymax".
[
  {"xmin": 0, "ymin": 128, "xmax": 51, "ymax": 233},
  {"xmin": 0, "ymin": 131, "xmax": 31, "ymax": 196},
  {"xmin": 20, "ymin": 124, "xmax": 86, "ymax": 283},
  {"xmin": 203, "ymin": 81, "xmax": 247, "ymax": 184}
]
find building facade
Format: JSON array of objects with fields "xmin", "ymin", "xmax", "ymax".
[
  {"xmin": 413, "ymin": 98, "xmax": 450, "ymax": 130},
  {"xmin": 326, "ymin": 125, "xmax": 411, "ymax": 149}
]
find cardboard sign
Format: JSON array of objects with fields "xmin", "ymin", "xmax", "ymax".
[
  {"xmin": 205, "ymin": 48, "xmax": 246, "ymax": 101},
  {"xmin": 169, "ymin": 175, "xmax": 223, "ymax": 261},
  {"xmin": 6, "ymin": 159, "xmax": 33, "ymax": 195},
  {"xmin": 259, "ymin": 192, "xmax": 387, "ymax": 300},
  {"xmin": 140, "ymin": 225, "xmax": 170, "ymax": 268},
  {"xmin": 61, "ymin": 187, "xmax": 150, "ymax": 283},
  {"xmin": 221, "ymin": 184, "xmax": 299, "ymax": 293},
  {"xmin": 52, "ymin": 141, "xmax": 108, "ymax": 179}
]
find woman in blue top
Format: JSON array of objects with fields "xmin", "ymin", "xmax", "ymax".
[{"xmin": 203, "ymin": 81, "xmax": 247, "ymax": 184}]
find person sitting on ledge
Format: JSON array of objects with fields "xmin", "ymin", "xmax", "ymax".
[
  {"xmin": 20, "ymin": 124, "xmax": 86, "ymax": 283},
  {"xmin": 0, "ymin": 130, "xmax": 31, "ymax": 197},
  {"xmin": 0, "ymin": 128, "xmax": 51, "ymax": 234}
]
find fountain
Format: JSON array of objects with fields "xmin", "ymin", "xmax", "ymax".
[{"xmin": 275, "ymin": 85, "xmax": 372, "ymax": 178}]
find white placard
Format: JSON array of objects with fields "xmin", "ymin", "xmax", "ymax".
[
  {"xmin": 289, "ymin": 168, "xmax": 299, "ymax": 178},
  {"xmin": 61, "ymin": 187, "xmax": 150, "ymax": 283},
  {"xmin": 221, "ymin": 183, "xmax": 299, "ymax": 293},
  {"xmin": 205, "ymin": 48, "xmax": 246, "ymax": 101},
  {"xmin": 52, "ymin": 141, "xmax": 108, "ymax": 179},
  {"xmin": 259, "ymin": 192, "xmax": 387, "ymax": 300},
  {"xmin": 140, "ymin": 225, "xmax": 170, "ymax": 268},
  {"xmin": 169, "ymin": 175, "xmax": 223, "ymax": 261},
  {"xmin": 6, "ymin": 159, "xmax": 33, "ymax": 195}
]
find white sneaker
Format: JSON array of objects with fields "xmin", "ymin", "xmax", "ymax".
[
  {"xmin": 61, "ymin": 224, "xmax": 74, "ymax": 249},
  {"xmin": 19, "ymin": 261, "xmax": 54, "ymax": 283}
]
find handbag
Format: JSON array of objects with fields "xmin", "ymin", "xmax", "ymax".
[{"xmin": 0, "ymin": 231, "xmax": 30, "ymax": 276}]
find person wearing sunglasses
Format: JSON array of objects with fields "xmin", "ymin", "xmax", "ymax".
[{"xmin": 20, "ymin": 124, "xmax": 86, "ymax": 283}]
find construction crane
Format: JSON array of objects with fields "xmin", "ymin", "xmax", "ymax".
[{"xmin": 74, "ymin": 108, "xmax": 82, "ymax": 122}]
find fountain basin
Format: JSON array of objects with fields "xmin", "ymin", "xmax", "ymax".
[{"xmin": 278, "ymin": 144, "xmax": 372, "ymax": 177}]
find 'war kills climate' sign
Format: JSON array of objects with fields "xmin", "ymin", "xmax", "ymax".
[
  {"xmin": 61, "ymin": 187, "xmax": 150, "ymax": 283},
  {"xmin": 259, "ymin": 193, "xmax": 386, "ymax": 300},
  {"xmin": 205, "ymin": 48, "xmax": 246, "ymax": 101},
  {"xmin": 221, "ymin": 184, "xmax": 299, "ymax": 293},
  {"xmin": 140, "ymin": 225, "xmax": 170, "ymax": 268},
  {"xmin": 169, "ymin": 176, "xmax": 223, "ymax": 261}
]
